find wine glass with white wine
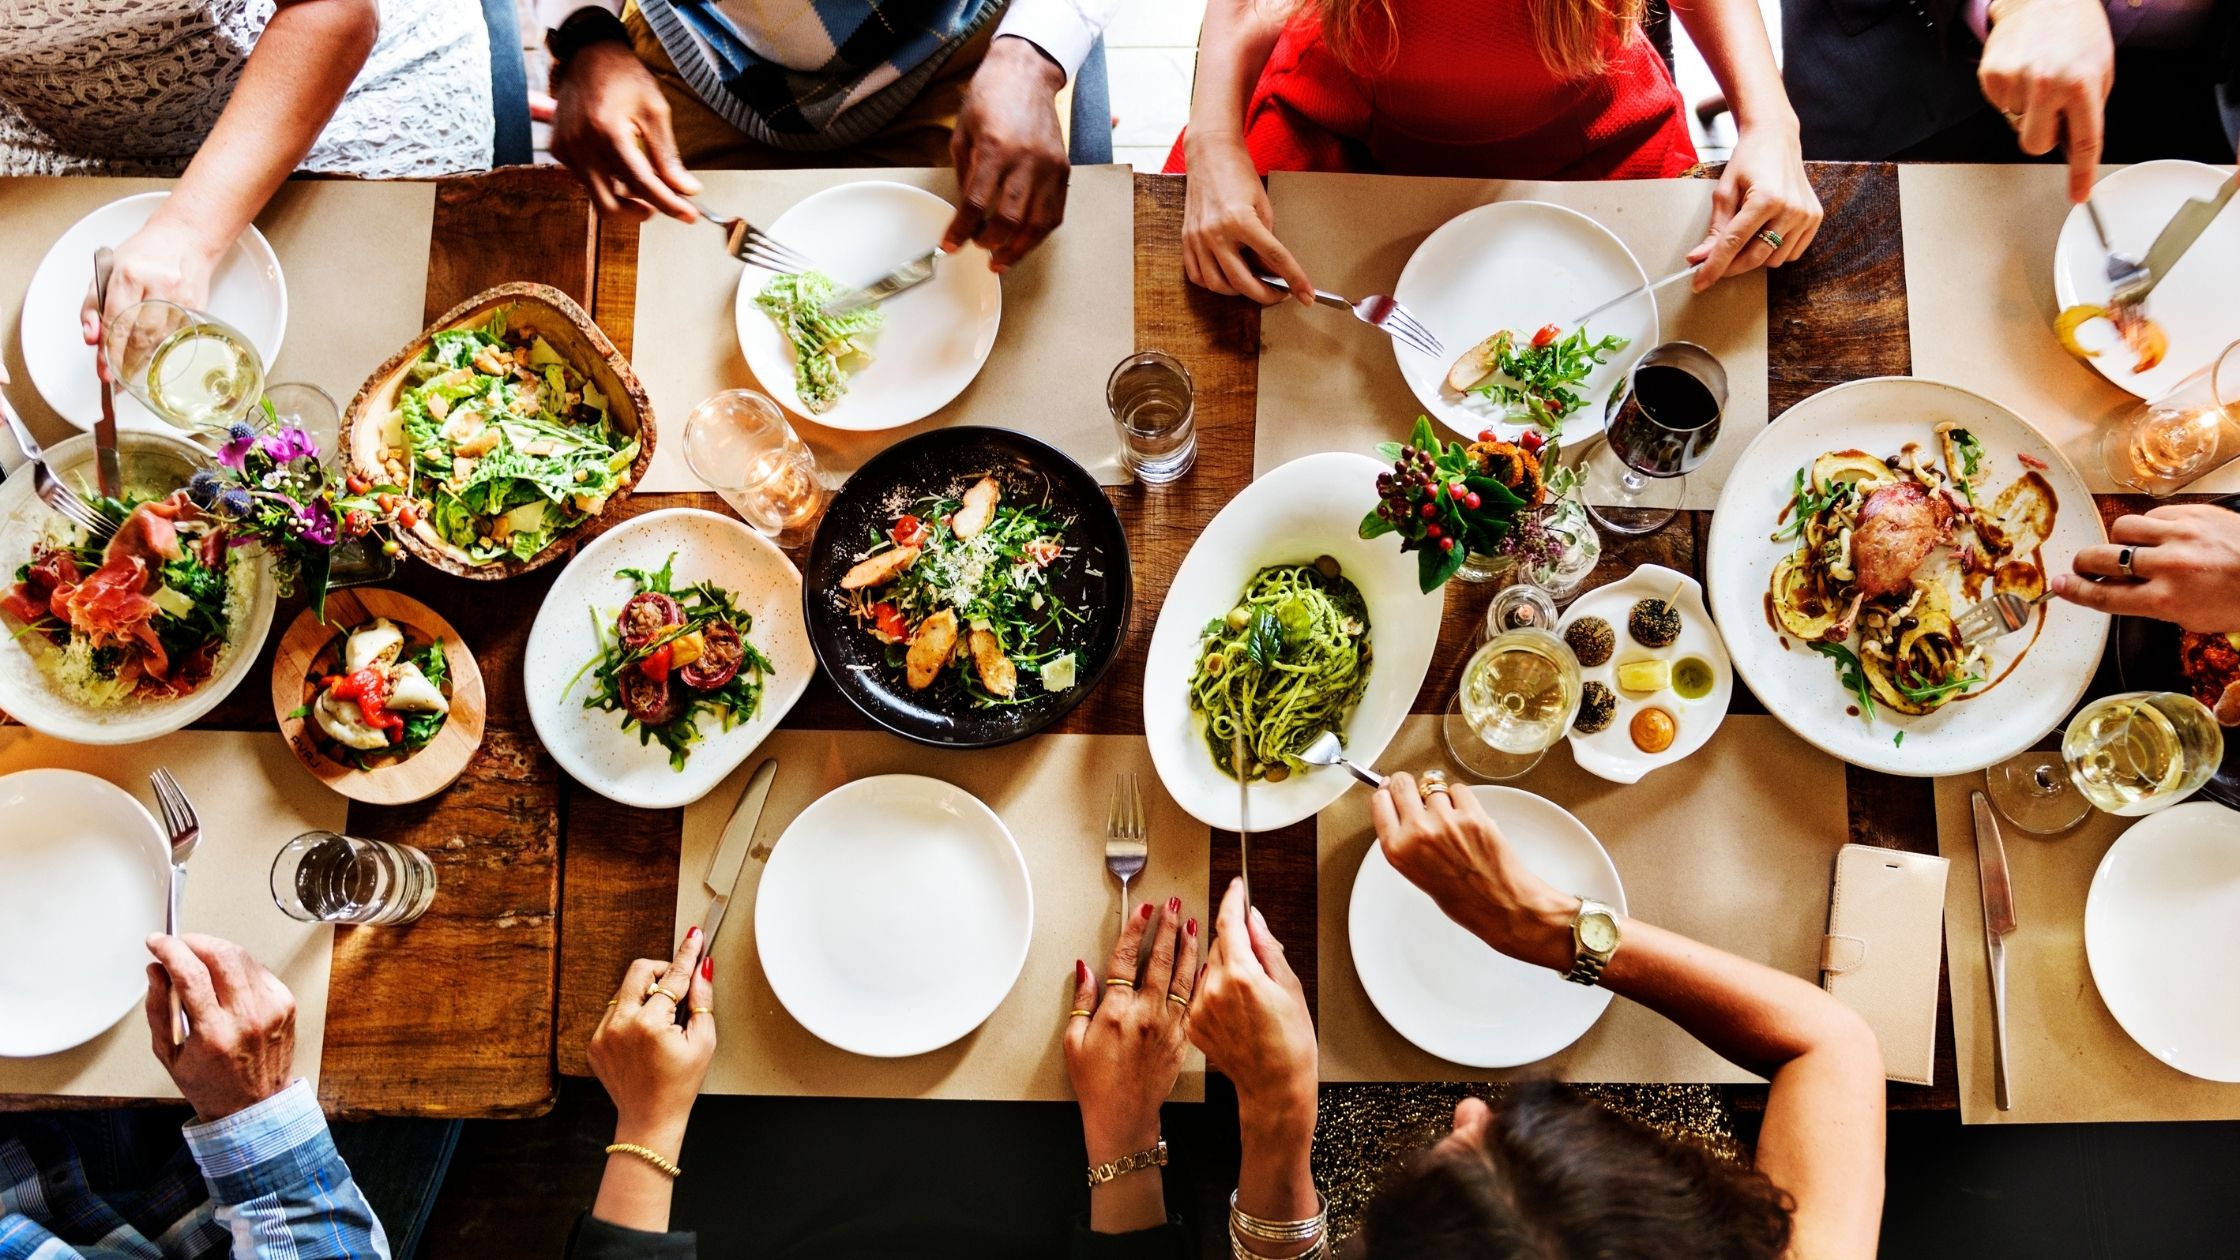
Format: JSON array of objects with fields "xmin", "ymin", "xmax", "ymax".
[
  {"xmin": 1444, "ymin": 583, "xmax": 1581, "ymax": 780},
  {"xmin": 2061, "ymin": 691, "xmax": 2224, "ymax": 817},
  {"xmin": 100, "ymin": 299, "xmax": 266, "ymax": 434}
]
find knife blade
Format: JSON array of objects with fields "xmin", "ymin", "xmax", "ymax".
[
  {"xmin": 1230, "ymin": 730, "xmax": 1252, "ymax": 911},
  {"xmin": 1566, "ymin": 264, "xmax": 1697, "ymax": 329},
  {"xmin": 1970, "ymin": 790, "xmax": 2017, "ymax": 1112},
  {"xmin": 822, "ymin": 249, "xmax": 939, "ymax": 316},
  {"xmin": 700, "ymin": 758, "xmax": 778, "ymax": 950},
  {"xmin": 2119, "ymin": 172, "xmax": 2237, "ymax": 308},
  {"xmin": 91, "ymin": 247, "xmax": 120, "ymax": 501}
]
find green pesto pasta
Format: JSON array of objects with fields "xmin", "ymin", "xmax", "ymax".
[{"xmin": 1189, "ymin": 560, "xmax": 1373, "ymax": 782}]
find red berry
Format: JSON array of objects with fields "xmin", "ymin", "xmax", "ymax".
[
  {"xmin": 1478, "ymin": 428, "xmax": 1497, "ymax": 442},
  {"xmin": 1465, "ymin": 492, "xmax": 1482, "ymax": 510},
  {"xmin": 1449, "ymin": 482, "xmax": 1468, "ymax": 499},
  {"xmin": 1520, "ymin": 431, "xmax": 1545, "ymax": 454},
  {"xmin": 1426, "ymin": 523, "xmax": 1442, "ymax": 539},
  {"xmin": 1419, "ymin": 501, "xmax": 1437, "ymax": 519},
  {"xmin": 1439, "ymin": 537, "xmax": 1456, "ymax": 552}
]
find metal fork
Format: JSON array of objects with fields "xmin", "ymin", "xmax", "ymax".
[
  {"xmin": 150, "ymin": 768, "xmax": 203, "ymax": 1046},
  {"xmin": 1954, "ymin": 590, "xmax": 2053, "ymax": 645},
  {"xmin": 1, "ymin": 386, "xmax": 115, "ymax": 543},
  {"xmin": 1104, "ymin": 772, "xmax": 1148, "ymax": 921},
  {"xmin": 691, "ymin": 201, "xmax": 819, "ymax": 274},
  {"xmin": 2084, "ymin": 197, "xmax": 2150, "ymax": 307},
  {"xmin": 1255, "ymin": 275, "xmax": 1445, "ymax": 358}
]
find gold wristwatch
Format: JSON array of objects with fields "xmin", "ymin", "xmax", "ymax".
[{"xmin": 1564, "ymin": 898, "xmax": 1621, "ymax": 986}]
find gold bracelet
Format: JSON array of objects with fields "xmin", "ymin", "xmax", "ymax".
[
  {"xmin": 605, "ymin": 1142, "xmax": 682, "ymax": 1179},
  {"xmin": 1085, "ymin": 1137, "xmax": 1168, "ymax": 1187}
]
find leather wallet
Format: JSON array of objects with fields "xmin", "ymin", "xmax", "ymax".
[{"xmin": 1821, "ymin": 843, "xmax": 1949, "ymax": 1086}]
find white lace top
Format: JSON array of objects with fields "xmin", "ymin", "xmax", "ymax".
[{"xmin": 0, "ymin": 0, "xmax": 494, "ymax": 178}]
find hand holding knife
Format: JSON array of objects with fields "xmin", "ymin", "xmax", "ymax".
[{"xmin": 680, "ymin": 758, "xmax": 777, "ymax": 1024}]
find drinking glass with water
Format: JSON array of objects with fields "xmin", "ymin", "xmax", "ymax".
[
  {"xmin": 1108, "ymin": 351, "xmax": 1195, "ymax": 484},
  {"xmin": 683, "ymin": 389, "xmax": 830, "ymax": 547},
  {"xmin": 270, "ymin": 830, "xmax": 437, "ymax": 926}
]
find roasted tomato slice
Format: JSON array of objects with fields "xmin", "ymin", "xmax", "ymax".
[
  {"xmin": 640, "ymin": 642, "xmax": 673, "ymax": 685},
  {"xmin": 618, "ymin": 669, "xmax": 680, "ymax": 726},
  {"xmin": 680, "ymin": 621, "xmax": 744, "ymax": 690},
  {"xmin": 1532, "ymin": 323, "xmax": 1561, "ymax": 349},
  {"xmin": 869, "ymin": 601, "xmax": 909, "ymax": 642},
  {"xmin": 889, "ymin": 514, "xmax": 928, "ymax": 548},
  {"xmin": 619, "ymin": 592, "xmax": 683, "ymax": 648}
]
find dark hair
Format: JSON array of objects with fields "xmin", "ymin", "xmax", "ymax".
[{"xmin": 1357, "ymin": 1082, "xmax": 1795, "ymax": 1259}]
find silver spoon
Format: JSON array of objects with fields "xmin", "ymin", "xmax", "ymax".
[{"xmin": 1299, "ymin": 731, "xmax": 1388, "ymax": 789}]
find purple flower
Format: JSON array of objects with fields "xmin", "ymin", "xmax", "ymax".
[
  {"xmin": 260, "ymin": 425, "xmax": 319, "ymax": 465},
  {"xmin": 216, "ymin": 488, "xmax": 254, "ymax": 519},
  {"xmin": 186, "ymin": 469, "xmax": 223, "ymax": 508},
  {"xmin": 293, "ymin": 499, "xmax": 339, "ymax": 547},
  {"xmin": 218, "ymin": 421, "xmax": 258, "ymax": 469}
]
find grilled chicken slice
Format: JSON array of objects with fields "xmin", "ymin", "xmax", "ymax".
[
  {"xmin": 968, "ymin": 628, "xmax": 1017, "ymax": 698},
  {"xmin": 841, "ymin": 545, "xmax": 920, "ymax": 590},
  {"xmin": 2217, "ymin": 680, "xmax": 2240, "ymax": 728},
  {"xmin": 1852, "ymin": 481, "xmax": 1954, "ymax": 599},
  {"xmin": 951, "ymin": 477, "xmax": 1001, "ymax": 540},
  {"xmin": 906, "ymin": 609, "xmax": 959, "ymax": 690}
]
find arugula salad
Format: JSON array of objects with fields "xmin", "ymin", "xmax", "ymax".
[
  {"xmin": 567, "ymin": 554, "xmax": 775, "ymax": 770},
  {"xmin": 376, "ymin": 309, "xmax": 638, "ymax": 568},
  {"xmin": 1444, "ymin": 323, "xmax": 1631, "ymax": 431},
  {"xmin": 757, "ymin": 271, "xmax": 884, "ymax": 414}
]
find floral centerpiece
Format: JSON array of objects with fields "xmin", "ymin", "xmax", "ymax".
[
  {"xmin": 185, "ymin": 406, "xmax": 400, "ymax": 619},
  {"xmin": 1360, "ymin": 416, "xmax": 1549, "ymax": 592}
]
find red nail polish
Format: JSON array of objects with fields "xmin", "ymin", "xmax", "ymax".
[
  {"xmin": 1139, "ymin": 902, "xmax": 1154, "ymax": 920},
  {"xmin": 686, "ymin": 926, "xmax": 699, "ymax": 941},
  {"xmin": 1076, "ymin": 959, "xmax": 1089, "ymax": 983},
  {"xmin": 1187, "ymin": 918, "xmax": 1198, "ymax": 935},
  {"xmin": 701, "ymin": 956, "xmax": 714, "ymax": 980},
  {"xmin": 1168, "ymin": 896, "xmax": 1181, "ymax": 914}
]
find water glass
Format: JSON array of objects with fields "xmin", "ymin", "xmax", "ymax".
[
  {"xmin": 100, "ymin": 299, "xmax": 265, "ymax": 433},
  {"xmin": 2061, "ymin": 691, "xmax": 2223, "ymax": 817},
  {"xmin": 2101, "ymin": 340, "xmax": 2240, "ymax": 497},
  {"xmin": 683, "ymin": 389, "xmax": 830, "ymax": 547},
  {"xmin": 260, "ymin": 382, "xmax": 341, "ymax": 462},
  {"xmin": 270, "ymin": 830, "xmax": 437, "ymax": 926},
  {"xmin": 1108, "ymin": 351, "xmax": 1196, "ymax": 484},
  {"xmin": 1584, "ymin": 341, "xmax": 1727, "ymax": 536}
]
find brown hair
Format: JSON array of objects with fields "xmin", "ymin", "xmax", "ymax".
[
  {"xmin": 1302, "ymin": 0, "xmax": 1646, "ymax": 80},
  {"xmin": 1358, "ymin": 1083, "xmax": 1796, "ymax": 1259}
]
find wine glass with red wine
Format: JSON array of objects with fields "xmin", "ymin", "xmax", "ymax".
[{"xmin": 1583, "ymin": 342, "xmax": 1728, "ymax": 535}]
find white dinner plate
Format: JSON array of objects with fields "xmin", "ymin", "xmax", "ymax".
[
  {"xmin": 1142, "ymin": 452, "xmax": 1443, "ymax": 831},
  {"xmin": 1704, "ymin": 377, "xmax": 2108, "ymax": 776},
  {"xmin": 733, "ymin": 181, "xmax": 1001, "ymax": 430},
  {"xmin": 0, "ymin": 769, "xmax": 169, "ymax": 1057},
  {"xmin": 1558, "ymin": 563, "xmax": 1732, "ymax": 784},
  {"xmin": 1350, "ymin": 786, "xmax": 1624, "ymax": 1067},
  {"xmin": 756, "ymin": 775, "xmax": 1032, "ymax": 1057},
  {"xmin": 524, "ymin": 508, "xmax": 813, "ymax": 809},
  {"xmin": 20, "ymin": 192, "xmax": 287, "ymax": 433},
  {"xmin": 1392, "ymin": 200, "xmax": 1657, "ymax": 445},
  {"xmin": 2055, "ymin": 160, "xmax": 2240, "ymax": 400},
  {"xmin": 2085, "ymin": 802, "xmax": 2240, "ymax": 1081}
]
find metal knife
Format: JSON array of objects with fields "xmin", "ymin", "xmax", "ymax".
[
  {"xmin": 1971, "ymin": 790, "xmax": 2018, "ymax": 1112},
  {"xmin": 699, "ymin": 758, "xmax": 778, "ymax": 951},
  {"xmin": 1230, "ymin": 731, "xmax": 1253, "ymax": 911},
  {"xmin": 2115, "ymin": 172, "xmax": 2237, "ymax": 308},
  {"xmin": 91, "ymin": 247, "xmax": 120, "ymax": 501},
  {"xmin": 822, "ymin": 249, "xmax": 939, "ymax": 316},
  {"xmin": 1567, "ymin": 264, "xmax": 1697, "ymax": 328}
]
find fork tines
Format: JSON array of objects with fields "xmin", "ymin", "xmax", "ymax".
[
  {"xmin": 36, "ymin": 469, "xmax": 114, "ymax": 539},
  {"xmin": 1106, "ymin": 772, "xmax": 1147, "ymax": 847},
  {"xmin": 149, "ymin": 767, "xmax": 198, "ymax": 841},
  {"xmin": 736, "ymin": 228, "xmax": 814, "ymax": 275},
  {"xmin": 1384, "ymin": 304, "xmax": 1444, "ymax": 358}
]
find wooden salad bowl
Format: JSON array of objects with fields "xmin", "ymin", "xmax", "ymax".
[
  {"xmin": 271, "ymin": 587, "xmax": 487, "ymax": 805},
  {"xmin": 342, "ymin": 282, "xmax": 656, "ymax": 580}
]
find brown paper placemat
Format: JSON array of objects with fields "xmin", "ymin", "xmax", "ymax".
[
  {"xmin": 1934, "ymin": 776, "xmax": 2240, "ymax": 1123},
  {"xmin": 674, "ymin": 730, "xmax": 1208, "ymax": 1101},
  {"xmin": 1256, "ymin": 172, "xmax": 1767, "ymax": 509},
  {"xmin": 632, "ymin": 166, "xmax": 1135, "ymax": 492},
  {"xmin": 1318, "ymin": 714, "xmax": 1845, "ymax": 1084},
  {"xmin": 0, "ymin": 176, "xmax": 432, "ymax": 450},
  {"xmin": 1896, "ymin": 165, "xmax": 2228, "ymax": 494},
  {"xmin": 0, "ymin": 729, "xmax": 345, "ymax": 1099}
]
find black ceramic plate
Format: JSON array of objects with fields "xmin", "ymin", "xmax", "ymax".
[
  {"xmin": 801, "ymin": 427, "xmax": 1131, "ymax": 748},
  {"xmin": 2110, "ymin": 495, "xmax": 2240, "ymax": 809}
]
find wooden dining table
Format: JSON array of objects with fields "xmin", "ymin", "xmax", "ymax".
[{"xmin": 11, "ymin": 161, "xmax": 2155, "ymax": 1125}]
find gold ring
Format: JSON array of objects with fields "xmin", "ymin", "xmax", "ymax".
[
  {"xmin": 1104, "ymin": 978, "xmax": 1135, "ymax": 989},
  {"xmin": 605, "ymin": 998, "xmax": 619, "ymax": 1008},
  {"xmin": 2001, "ymin": 108, "xmax": 2025, "ymax": 128},
  {"xmin": 1418, "ymin": 782, "xmax": 1451, "ymax": 803},
  {"xmin": 1167, "ymin": 993, "xmax": 1190, "ymax": 1009},
  {"xmin": 645, "ymin": 984, "xmax": 682, "ymax": 1003},
  {"xmin": 690, "ymin": 1006, "xmax": 713, "ymax": 1015},
  {"xmin": 1755, "ymin": 228, "xmax": 1783, "ymax": 250},
  {"xmin": 1069, "ymin": 1008, "xmax": 1093, "ymax": 1019}
]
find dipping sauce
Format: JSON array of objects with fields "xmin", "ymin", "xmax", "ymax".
[
  {"xmin": 1672, "ymin": 657, "xmax": 1715, "ymax": 700},
  {"xmin": 1630, "ymin": 706, "xmax": 1676, "ymax": 753}
]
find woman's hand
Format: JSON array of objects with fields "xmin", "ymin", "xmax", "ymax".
[
  {"xmin": 81, "ymin": 214, "xmax": 227, "ymax": 351},
  {"xmin": 590, "ymin": 926, "xmax": 717, "ymax": 1159},
  {"xmin": 1067, "ymin": 895, "xmax": 1199, "ymax": 1233},
  {"xmin": 1180, "ymin": 131, "xmax": 1312, "ymax": 307},
  {"xmin": 1689, "ymin": 120, "xmax": 1822, "ymax": 289},
  {"xmin": 1187, "ymin": 878, "xmax": 1316, "ymax": 1133},
  {"xmin": 1372, "ymin": 772, "xmax": 1579, "ymax": 972},
  {"xmin": 550, "ymin": 40, "xmax": 701, "ymax": 223},
  {"xmin": 2054, "ymin": 504, "xmax": 2240, "ymax": 632}
]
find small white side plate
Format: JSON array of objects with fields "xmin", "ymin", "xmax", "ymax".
[
  {"xmin": 1392, "ymin": 200, "xmax": 1656, "ymax": 445},
  {"xmin": 1558, "ymin": 564, "xmax": 1733, "ymax": 784},
  {"xmin": 21, "ymin": 192, "xmax": 287, "ymax": 432},
  {"xmin": 2085, "ymin": 801, "xmax": 2240, "ymax": 1082},
  {"xmin": 733, "ymin": 181, "xmax": 1001, "ymax": 431},
  {"xmin": 2055, "ymin": 160, "xmax": 2240, "ymax": 401},
  {"xmin": 1350, "ymin": 786, "xmax": 1624, "ymax": 1068},
  {"xmin": 0, "ymin": 769, "xmax": 169, "ymax": 1057},
  {"xmin": 756, "ymin": 775, "xmax": 1033, "ymax": 1057},
  {"xmin": 524, "ymin": 508, "xmax": 813, "ymax": 809}
]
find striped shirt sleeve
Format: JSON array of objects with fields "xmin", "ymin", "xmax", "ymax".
[{"xmin": 181, "ymin": 1081, "xmax": 390, "ymax": 1260}]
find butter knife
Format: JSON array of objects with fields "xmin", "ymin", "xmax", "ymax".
[
  {"xmin": 91, "ymin": 247, "xmax": 120, "ymax": 501},
  {"xmin": 822, "ymin": 249, "xmax": 939, "ymax": 316},
  {"xmin": 699, "ymin": 758, "xmax": 778, "ymax": 952},
  {"xmin": 1971, "ymin": 790, "xmax": 2017, "ymax": 1112},
  {"xmin": 1567, "ymin": 264, "xmax": 1696, "ymax": 329},
  {"xmin": 2115, "ymin": 172, "xmax": 2237, "ymax": 308},
  {"xmin": 1230, "ymin": 731, "xmax": 1253, "ymax": 911}
]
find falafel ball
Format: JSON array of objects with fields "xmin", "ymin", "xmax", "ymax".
[
  {"xmin": 1628, "ymin": 598, "xmax": 1682, "ymax": 649},
  {"xmin": 1575, "ymin": 681, "xmax": 1617, "ymax": 734},
  {"xmin": 1564, "ymin": 616, "xmax": 1615, "ymax": 667}
]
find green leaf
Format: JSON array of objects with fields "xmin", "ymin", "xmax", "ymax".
[
  {"xmin": 1809, "ymin": 641, "xmax": 1877, "ymax": 721},
  {"xmin": 1410, "ymin": 415, "xmax": 1438, "ymax": 450},
  {"xmin": 1245, "ymin": 609, "xmax": 1283, "ymax": 669},
  {"xmin": 1359, "ymin": 507, "xmax": 1397, "ymax": 539},
  {"xmin": 1373, "ymin": 441, "xmax": 1403, "ymax": 461}
]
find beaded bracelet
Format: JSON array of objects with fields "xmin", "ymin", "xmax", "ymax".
[{"xmin": 604, "ymin": 1142, "xmax": 681, "ymax": 1179}]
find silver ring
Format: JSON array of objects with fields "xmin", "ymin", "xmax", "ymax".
[{"xmin": 2117, "ymin": 546, "xmax": 2137, "ymax": 578}]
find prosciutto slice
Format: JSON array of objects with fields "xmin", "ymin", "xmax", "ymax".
[{"xmin": 43, "ymin": 492, "xmax": 207, "ymax": 683}]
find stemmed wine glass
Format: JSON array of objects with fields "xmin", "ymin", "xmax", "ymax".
[
  {"xmin": 2101, "ymin": 339, "xmax": 2240, "ymax": 497},
  {"xmin": 1583, "ymin": 342, "xmax": 1727, "ymax": 536},
  {"xmin": 1985, "ymin": 692, "xmax": 2224, "ymax": 832},
  {"xmin": 1444, "ymin": 583, "xmax": 1581, "ymax": 780}
]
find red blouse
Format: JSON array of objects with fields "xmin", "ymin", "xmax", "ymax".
[{"xmin": 1165, "ymin": 1, "xmax": 1698, "ymax": 180}]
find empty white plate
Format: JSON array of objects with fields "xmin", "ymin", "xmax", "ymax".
[
  {"xmin": 2085, "ymin": 801, "xmax": 2240, "ymax": 1082},
  {"xmin": 756, "ymin": 775, "xmax": 1032, "ymax": 1057},
  {"xmin": 733, "ymin": 181, "xmax": 1001, "ymax": 430},
  {"xmin": 1349, "ymin": 786, "xmax": 1625, "ymax": 1067},
  {"xmin": 20, "ymin": 192, "xmax": 287, "ymax": 433},
  {"xmin": 0, "ymin": 768, "xmax": 169, "ymax": 1057},
  {"xmin": 1392, "ymin": 200, "xmax": 1656, "ymax": 445},
  {"xmin": 2055, "ymin": 160, "xmax": 2240, "ymax": 401}
]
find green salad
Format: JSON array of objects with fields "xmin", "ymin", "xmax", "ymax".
[
  {"xmin": 567, "ymin": 554, "xmax": 775, "ymax": 770},
  {"xmin": 756, "ymin": 271, "xmax": 884, "ymax": 414},
  {"xmin": 376, "ymin": 309, "xmax": 638, "ymax": 567}
]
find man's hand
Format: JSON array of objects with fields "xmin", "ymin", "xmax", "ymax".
[
  {"xmin": 2055, "ymin": 504, "xmax": 2240, "ymax": 632},
  {"xmin": 144, "ymin": 933, "xmax": 298, "ymax": 1123},
  {"xmin": 1979, "ymin": 0, "xmax": 2114, "ymax": 202},
  {"xmin": 943, "ymin": 36, "xmax": 1070, "ymax": 271},
  {"xmin": 550, "ymin": 40, "xmax": 701, "ymax": 223}
]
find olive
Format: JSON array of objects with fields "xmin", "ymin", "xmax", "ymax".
[
  {"xmin": 1313, "ymin": 555, "xmax": 1340, "ymax": 578},
  {"xmin": 1203, "ymin": 653, "xmax": 1225, "ymax": 676},
  {"xmin": 1263, "ymin": 764, "xmax": 1290, "ymax": 783}
]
